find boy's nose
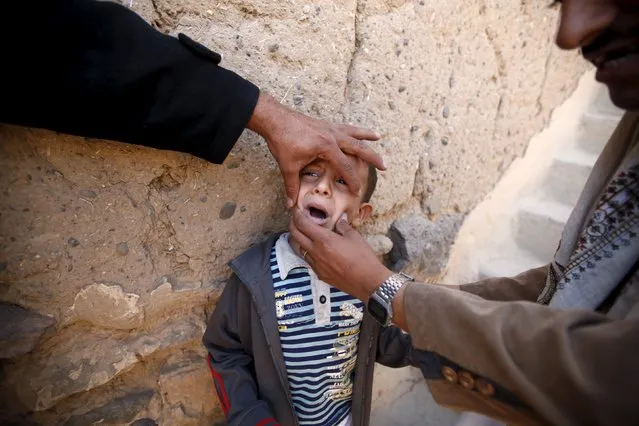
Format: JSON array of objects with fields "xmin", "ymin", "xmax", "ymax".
[
  {"xmin": 313, "ymin": 179, "xmax": 331, "ymax": 196},
  {"xmin": 555, "ymin": 0, "xmax": 617, "ymax": 50}
]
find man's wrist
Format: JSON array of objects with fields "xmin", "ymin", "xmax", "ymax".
[
  {"xmin": 247, "ymin": 92, "xmax": 287, "ymax": 141},
  {"xmin": 246, "ymin": 92, "xmax": 270, "ymax": 136},
  {"xmin": 365, "ymin": 268, "xmax": 411, "ymax": 330},
  {"xmin": 363, "ymin": 267, "xmax": 394, "ymax": 304},
  {"xmin": 391, "ymin": 283, "xmax": 409, "ymax": 331}
]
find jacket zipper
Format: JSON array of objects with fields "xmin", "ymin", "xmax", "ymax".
[{"xmin": 363, "ymin": 329, "xmax": 375, "ymax": 426}]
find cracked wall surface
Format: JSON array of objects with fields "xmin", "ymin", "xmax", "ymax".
[{"xmin": 0, "ymin": 0, "xmax": 587, "ymax": 424}]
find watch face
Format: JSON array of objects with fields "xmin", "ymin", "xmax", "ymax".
[{"xmin": 368, "ymin": 297, "xmax": 389, "ymax": 325}]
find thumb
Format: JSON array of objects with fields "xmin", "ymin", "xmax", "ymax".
[
  {"xmin": 282, "ymin": 169, "xmax": 299, "ymax": 209},
  {"xmin": 335, "ymin": 213, "xmax": 355, "ymax": 236}
]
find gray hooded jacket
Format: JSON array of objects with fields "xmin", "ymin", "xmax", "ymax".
[{"xmin": 203, "ymin": 234, "xmax": 420, "ymax": 426}]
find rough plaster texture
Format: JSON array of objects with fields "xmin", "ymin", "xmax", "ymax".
[
  {"xmin": 444, "ymin": 73, "xmax": 621, "ymax": 286},
  {"xmin": 0, "ymin": 0, "xmax": 587, "ymax": 424}
]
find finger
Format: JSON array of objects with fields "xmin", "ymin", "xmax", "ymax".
[
  {"xmin": 291, "ymin": 207, "xmax": 333, "ymax": 243},
  {"xmin": 324, "ymin": 145, "xmax": 362, "ymax": 195},
  {"xmin": 302, "ymin": 249, "xmax": 314, "ymax": 265},
  {"xmin": 334, "ymin": 213, "xmax": 356, "ymax": 237},
  {"xmin": 289, "ymin": 212, "xmax": 314, "ymax": 251},
  {"xmin": 281, "ymin": 167, "xmax": 300, "ymax": 209},
  {"xmin": 339, "ymin": 137, "xmax": 386, "ymax": 171},
  {"xmin": 340, "ymin": 124, "xmax": 380, "ymax": 141}
]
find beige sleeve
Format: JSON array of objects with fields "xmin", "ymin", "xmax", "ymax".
[
  {"xmin": 459, "ymin": 265, "xmax": 549, "ymax": 302},
  {"xmin": 404, "ymin": 281, "xmax": 639, "ymax": 426}
]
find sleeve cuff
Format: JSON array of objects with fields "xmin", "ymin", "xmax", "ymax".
[{"xmin": 205, "ymin": 68, "xmax": 260, "ymax": 163}]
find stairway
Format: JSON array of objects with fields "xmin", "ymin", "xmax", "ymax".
[
  {"xmin": 442, "ymin": 71, "xmax": 625, "ymax": 286},
  {"xmin": 476, "ymin": 89, "xmax": 623, "ymax": 281}
]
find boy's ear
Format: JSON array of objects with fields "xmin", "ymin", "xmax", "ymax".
[{"xmin": 351, "ymin": 203, "xmax": 373, "ymax": 228}]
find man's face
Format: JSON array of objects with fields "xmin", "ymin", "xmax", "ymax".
[
  {"xmin": 296, "ymin": 157, "xmax": 372, "ymax": 231},
  {"xmin": 555, "ymin": 0, "xmax": 639, "ymax": 110}
]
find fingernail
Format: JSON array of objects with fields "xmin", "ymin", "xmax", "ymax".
[
  {"xmin": 339, "ymin": 213, "xmax": 348, "ymax": 222},
  {"xmin": 287, "ymin": 198, "xmax": 294, "ymax": 209}
]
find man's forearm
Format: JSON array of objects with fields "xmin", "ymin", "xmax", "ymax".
[
  {"xmin": 1, "ymin": 0, "xmax": 258, "ymax": 163},
  {"xmin": 247, "ymin": 93, "xmax": 282, "ymax": 140},
  {"xmin": 391, "ymin": 284, "xmax": 410, "ymax": 332},
  {"xmin": 402, "ymin": 281, "xmax": 639, "ymax": 425}
]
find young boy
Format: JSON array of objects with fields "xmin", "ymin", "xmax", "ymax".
[{"xmin": 204, "ymin": 156, "xmax": 417, "ymax": 426}]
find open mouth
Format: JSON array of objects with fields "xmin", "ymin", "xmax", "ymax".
[{"xmin": 305, "ymin": 204, "xmax": 329, "ymax": 226}]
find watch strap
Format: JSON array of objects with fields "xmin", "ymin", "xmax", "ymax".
[{"xmin": 375, "ymin": 272, "xmax": 414, "ymax": 305}]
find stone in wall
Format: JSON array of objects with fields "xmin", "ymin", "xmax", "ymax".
[
  {"xmin": 6, "ymin": 315, "xmax": 205, "ymax": 411},
  {"xmin": 62, "ymin": 389, "xmax": 155, "ymax": 426},
  {"xmin": 158, "ymin": 350, "xmax": 224, "ymax": 424},
  {"xmin": 366, "ymin": 234, "xmax": 394, "ymax": 256},
  {"xmin": 0, "ymin": 302, "xmax": 55, "ymax": 359},
  {"xmin": 388, "ymin": 214, "xmax": 464, "ymax": 278},
  {"xmin": 68, "ymin": 283, "xmax": 143, "ymax": 330},
  {"xmin": 146, "ymin": 277, "xmax": 220, "ymax": 319}
]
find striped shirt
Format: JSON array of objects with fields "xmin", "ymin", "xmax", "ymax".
[{"xmin": 272, "ymin": 234, "xmax": 364, "ymax": 426}]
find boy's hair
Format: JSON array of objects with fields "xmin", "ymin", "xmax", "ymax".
[{"xmin": 362, "ymin": 165, "xmax": 377, "ymax": 203}]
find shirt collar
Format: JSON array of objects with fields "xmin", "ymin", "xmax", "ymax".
[{"xmin": 275, "ymin": 233, "xmax": 310, "ymax": 280}]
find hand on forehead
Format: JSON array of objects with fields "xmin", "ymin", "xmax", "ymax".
[{"xmin": 305, "ymin": 155, "xmax": 367, "ymax": 177}]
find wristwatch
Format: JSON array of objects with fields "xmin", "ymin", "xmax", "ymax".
[{"xmin": 367, "ymin": 272, "xmax": 414, "ymax": 327}]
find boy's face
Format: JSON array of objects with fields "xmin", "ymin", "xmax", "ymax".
[{"xmin": 296, "ymin": 156, "xmax": 373, "ymax": 231}]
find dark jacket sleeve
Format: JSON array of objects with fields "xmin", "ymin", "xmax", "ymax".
[
  {"xmin": 375, "ymin": 324, "xmax": 419, "ymax": 368},
  {"xmin": 1, "ymin": 0, "xmax": 259, "ymax": 164},
  {"xmin": 203, "ymin": 275, "xmax": 279, "ymax": 426}
]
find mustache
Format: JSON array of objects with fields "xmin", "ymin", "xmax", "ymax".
[{"xmin": 581, "ymin": 17, "xmax": 639, "ymax": 56}]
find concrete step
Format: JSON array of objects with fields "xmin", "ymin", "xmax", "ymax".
[
  {"xmin": 576, "ymin": 112, "xmax": 620, "ymax": 155},
  {"xmin": 541, "ymin": 148, "xmax": 597, "ymax": 205},
  {"xmin": 478, "ymin": 250, "xmax": 547, "ymax": 280},
  {"xmin": 513, "ymin": 199, "xmax": 572, "ymax": 261}
]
